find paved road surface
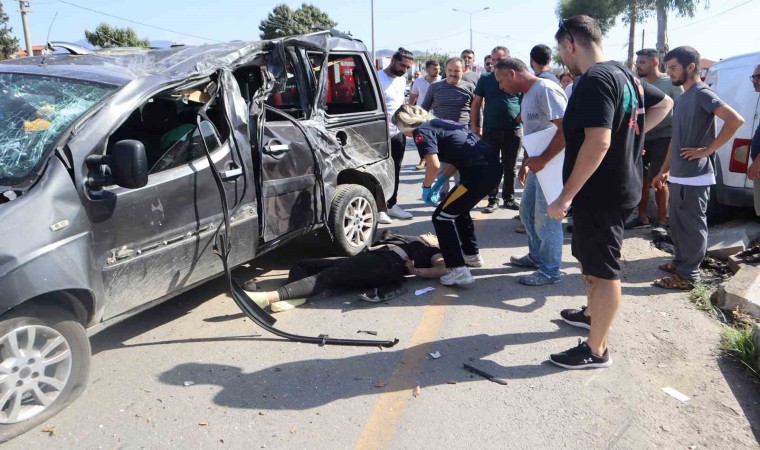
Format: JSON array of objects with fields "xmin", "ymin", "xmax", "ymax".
[{"xmin": 8, "ymin": 145, "xmax": 760, "ymax": 449}]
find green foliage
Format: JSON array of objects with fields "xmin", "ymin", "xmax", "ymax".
[
  {"xmin": 84, "ymin": 23, "xmax": 150, "ymax": 48},
  {"xmin": 557, "ymin": 0, "xmax": 627, "ymax": 35},
  {"xmin": 721, "ymin": 325, "xmax": 758, "ymax": 375},
  {"xmin": 0, "ymin": 1, "xmax": 19, "ymax": 59},
  {"xmin": 552, "ymin": 45, "xmax": 564, "ymax": 67},
  {"xmin": 414, "ymin": 53, "xmax": 449, "ymax": 72},
  {"xmin": 557, "ymin": 0, "xmax": 704, "ymax": 33},
  {"xmin": 689, "ymin": 281, "xmax": 717, "ymax": 313},
  {"xmin": 259, "ymin": 3, "xmax": 337, "ymax": 39}
]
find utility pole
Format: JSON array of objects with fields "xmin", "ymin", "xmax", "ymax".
[
  {"xmin": 452, "ymin": 7, "xmax": 490, "ymax": 50},
  {"xmin": 19, "ymin": 1, "xmax": 33, "ymax": 57},
  {"xmin": 370, "ymin": 0, "xmax": 376, "ymax": 69},
  {"xmin": 642, "ymin": 29, "xmax": 645, "ymax": 49}
]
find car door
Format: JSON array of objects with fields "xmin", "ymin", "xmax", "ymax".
[
  {"xmin": 257, "ymin": 50, "xmax": 319, "ymax": 243},
  {"xmin": 88, "ymin": 80, "xmax": 255, "ymax": 320},
  {"xmin": 318, "ymin": 51, "xmax": 389, "ymax": 163}
]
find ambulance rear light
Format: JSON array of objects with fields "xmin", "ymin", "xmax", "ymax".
[{"xmin": 728, "ymin": 138, "xmax": 751, "ymax": 174}]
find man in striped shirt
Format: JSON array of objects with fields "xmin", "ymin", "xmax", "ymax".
[{"xmin": 420, "ymin": 57, "xmax": 476, "ymax": 125}]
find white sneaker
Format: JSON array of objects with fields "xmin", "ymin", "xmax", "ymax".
[
  {"xmin": 464, "ymin": 253, "xmax": 484, "ymax": 268},
  {"xmin": 387, "ymin": 204, "xmax": 413, "ymax": 219},
  {"xmin": 377, "ymin": 212, "xmax": 393, "ymax": 224},
  {"xmin": 440, "ymin": 266, "xmax": 475, "ymax": 286}
]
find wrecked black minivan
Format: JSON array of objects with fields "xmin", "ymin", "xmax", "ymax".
[{"xmin": 0, "ymin": 31, "xmax": 396, "ymax": 440}]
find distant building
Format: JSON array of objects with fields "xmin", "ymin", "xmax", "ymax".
[{"xmin": 12, "ymin": 45, "xmax": 49, "ymax": 58}]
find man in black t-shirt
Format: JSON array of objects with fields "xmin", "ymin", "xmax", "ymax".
[{"xmin": 546, "ymin": 15, "xmax": 673, "ymax": 370}]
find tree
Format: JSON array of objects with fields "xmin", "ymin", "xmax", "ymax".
[
  {"xmin": 0, "ymin": 2, "xmax": 19, "ymax": 59},
  {"xmin": 414, "ymin": 52, "xmax": 449, "ymax": 73},
  {"xmin": 259, "ymin": 3, "xmax": 337, "ymax": 39},
  {"xmin": 557, "ymin": 0, "xmax": 704, "ymax": 68},
  {"xmin": 85, "ymin": 23, "xmax": 150, "ymax": 48}
]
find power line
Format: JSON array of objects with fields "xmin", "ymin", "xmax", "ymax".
[
  {"xmin": 55, "ymin": 0, "xmax": 224, "ymax": 43},
  {"xmin": 473, "ymin": 30, "xmax": 538, "ymax": 45},
  {"xmin": 671, "ymin": 0, "xmax": 757, "ymax": 30},
  {"xmin": 383, "ymin": 29, "xmax": 469, "ymax": 51}
]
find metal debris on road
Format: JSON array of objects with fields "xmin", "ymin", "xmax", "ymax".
[
  {"xmin": 183, "ymin": 381, "xmax": 195, "ymax": 386},
  {"xmin": 415, "ymin": 287, "xmax": 435, "ymax": 296},
  {"xmin": 662, "ymin": 387, "xmax": 691, "ymax": 402},
  {"xmin": 463, "ymin": 363, "xmax": 508, "ymax": 385},
  {"xmin": 429, "ymin": 351, "xmax": 442, "ymax": 359},
  {"xmin": 357, "ymin": 330, "xmax": 378, "ymax": 336}
]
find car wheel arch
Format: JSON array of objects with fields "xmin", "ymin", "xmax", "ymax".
[
  {"xmin": 335, "ymin": 169, "xmax": 383, "ymax": 200},
  {"xmin": 3, "ymin": 289, "xmax": 96, "ymax": 329}
]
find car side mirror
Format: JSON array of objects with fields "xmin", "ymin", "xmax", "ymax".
[{"xmin": 111, "ymin": 140, "xmax": 148, "ymax": 189}]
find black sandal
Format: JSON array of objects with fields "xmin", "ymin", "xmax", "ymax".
[{"xmin": 737, "ymin": 246, "xmax": 760, "ymax": 258}]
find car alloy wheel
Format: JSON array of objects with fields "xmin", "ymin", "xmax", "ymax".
[
  {"xmin": 342, "ymin": 196, "xmax": 374, "ymax": 248},
  {"xmin": 0, "ymin": 324, "xmax": 73, "ymax": 424}
]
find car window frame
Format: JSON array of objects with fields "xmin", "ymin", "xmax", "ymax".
[{"xmin": 320, "ymin": 51, "xmax": 383, "ymax": 120}]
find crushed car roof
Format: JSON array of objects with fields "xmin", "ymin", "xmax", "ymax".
[{"xmin": 0, "ymin": 31, "xmax": 368, "ymax": 85}]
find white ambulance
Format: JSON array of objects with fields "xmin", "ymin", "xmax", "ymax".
[{"xmin": 705, "ymin": 52, "xmax": 760, "ymax": 211}]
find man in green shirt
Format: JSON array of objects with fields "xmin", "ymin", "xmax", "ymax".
[
  {"xmin": 470, "ymin": 46, "xmax": 523, "ymax": 212},
  {"xmin": 627, "ymin": 48, "xmax": 683, "ymax": 230}
]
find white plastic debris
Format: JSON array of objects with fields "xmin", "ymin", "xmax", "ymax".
[
  {"xmin": 662, "ymin": 387, "xmax": 690, "ymax": 402},
  {"xmin": 415, "ymin": 287, "xmax": 435, "ymax": 296},
  {"xmin": 183, "ymin": 381, "xmax": 195, "ymax": 387},
  {"xmin": 429, "ymin": 351, "xmax": 441, "ymax": 359}
]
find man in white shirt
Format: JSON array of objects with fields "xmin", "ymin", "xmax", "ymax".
[
  {"xmin": 409, "ymin": 60, "xmax": 440, "ymax": 106},
  {"xmin": 409, "ymin": 60, "xmax": 440, "ymax": 170},
  {"xmin": 377, "ymin": 48, "xmax": 415, "ymax": 222}
]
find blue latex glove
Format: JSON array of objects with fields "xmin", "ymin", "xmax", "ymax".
[
  {"xmin": 430, "ymin": 175, "xmax": 449, "ymax": 192},
  {"xmin": 422, "ymin": 186, "xmax": 439, "ymax": 206},
  {"xmin": 431, "ymin": 174, "xmax": 448, "ymax": 195}
]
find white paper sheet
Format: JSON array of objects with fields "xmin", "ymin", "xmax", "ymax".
[{"xmin": 521, "ymin": 125, "xmax": 564, "ymax": 204}]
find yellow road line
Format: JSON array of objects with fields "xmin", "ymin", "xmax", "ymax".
[{"xmin": 354, "ymin": 289, "xmax": 454, "ymax": 450}]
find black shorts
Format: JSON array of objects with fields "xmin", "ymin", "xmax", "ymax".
[
  {"xmin": 642, "ymin": 137, "xmax": 670, "ymax": 180},
  {"xmin": 571, "ymin": 207, "xmax": 632, "ymax": 280}
]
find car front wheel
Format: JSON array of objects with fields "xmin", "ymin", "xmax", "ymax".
[
  {"xmin": 328, "ymin": 184, "xmax": 378, "ymax": 256},
  {"xmin": 0, "ymin": 305, "xmax": 90, "ymax": 443}
]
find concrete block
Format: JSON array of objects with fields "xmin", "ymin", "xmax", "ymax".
[
  {"xmin": 707, "ymin": 229, "xmax": 748, "ymax": 260},
  {"xmin": 716, "ymin": 265, "xmax": 760, "ymax": 319},
  {"xmin": 728, "ymin": 255, "xmax": 743, "ymax": 274},
  {"xmin": 711, "ymin": 219, "xmax": 760, "ymax": 244}
]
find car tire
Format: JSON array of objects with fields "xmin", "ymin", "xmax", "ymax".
[
  {"xmin": 0, "ymin": 304, "xmax": 91, "ymax": 444},
  {"xmin": 328, "ymin": 184, "xmax": 378, "ymax": 256}
]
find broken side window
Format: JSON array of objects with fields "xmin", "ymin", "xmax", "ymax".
[
  {"xmin": 324, "ymin": 54, "xmax": 378, "ymax": 116},
  {"xmin": 0, "ymin": 73, "xmax": 116, "ymax": 187},
  {"xmin": 265, "ymin": 58, "xmax": 304, "ymax": 120},
  {"xmin": 107, "ymin": 84, "xmax": 229, "ymax": 175}
]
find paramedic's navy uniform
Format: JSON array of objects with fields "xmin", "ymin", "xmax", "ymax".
[{"xmin": 413, "ymin": 119, "xmax": 501, "ymax": 268}]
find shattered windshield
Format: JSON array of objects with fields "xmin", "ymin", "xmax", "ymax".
[{"xmin": 0, "ymin": 73, "xmax": 116, "ymax": 187}]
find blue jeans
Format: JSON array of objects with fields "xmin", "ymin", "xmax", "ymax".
[{"xmin": 519, "ymin": 172, "xmax": 563, "ymax": 278}]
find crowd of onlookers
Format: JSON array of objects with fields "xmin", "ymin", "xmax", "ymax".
[{"xmin": 364, "ymin": 14, "xmax": 759, "ymax": 369}]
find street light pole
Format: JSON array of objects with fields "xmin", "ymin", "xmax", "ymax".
[
  {"xmin": 371, "ymin": 0, "xmax": 376, "ymax": 68},
  {"xmin": 452, "ymin": 7, "xmax": 490, "ymax": 50}
]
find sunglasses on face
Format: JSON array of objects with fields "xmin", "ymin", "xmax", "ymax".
[
  {"xmin": 751, "ymin": 74, "xmax": 760, "ymax": 81},
  {"xmin": 558, "ymin": 18, "xmax": 575, "ymax": 43}
]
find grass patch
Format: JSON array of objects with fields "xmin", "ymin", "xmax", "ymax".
[
  {"xmin": 720, "ymin": 325, "xmax": 758, "ymax": 375},
  {"xmin": 689, "ymin": 281, "xmax": 717, "ymax": 313}
]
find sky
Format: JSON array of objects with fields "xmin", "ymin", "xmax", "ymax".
[{"xmin": 4, "ymin": 0, "xmax": 759, "ymax": 66}]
